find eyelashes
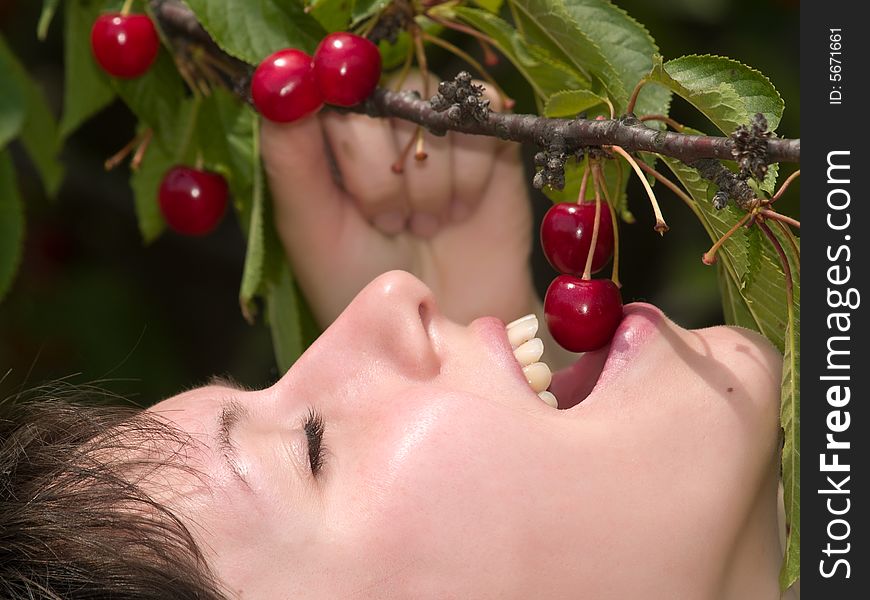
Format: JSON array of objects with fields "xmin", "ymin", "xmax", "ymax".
[{"xmin": 303, "ymin": 408, "xmax": 326, "ymax": 475}]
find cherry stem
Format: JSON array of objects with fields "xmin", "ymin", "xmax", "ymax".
[
  {"xmin": 121, "ymin": 0, "xmax": 134, "ymax": 16},
  {"xmin": 772, "ymin": 218, "xmax": 801, "ymax": 276},
  {"xmin": 391, "ymin": 132, "xmax": 417, "ymax": 173},
  {"xmin": 759, "ymin": 208, "xmax": 800, "ymax": 230},
  {"xmin": 639, "ymin": 114, "xmax": 685, "ymax": 132},
  {"xmin": 358, "ymin": 8, "xmax": 383, "ymax": 38},
  {"xmin": 625, "ymin": 78, "xmax": 647, "ymax": 115},
  {"xmin": 393, "ymin": 43, "xmax": 415, "ymax": 92},
  {"xmin": 414, "ymin": 126, "xmax": 427, "ymax": 161},
  {"xmin": 583, "ymin": 167, "xmax": 604, "ymax": 280},
  {"xmin": 702, "ymin": 212, "xmax": 752, "ymax": 265},
  {"xmin": 424, "ymin": 13, "xmax": 499, "ymax": 53},
  {"xmin": 593, "ymin": 162, "xmax": 621, "ymax": 287},
  {"xmin": 130, "ymin": 128, "xmax": 153, "ymax": 171},
  {"xmin": 421, "ymin": 32, "xmax": 512, "ymax": 109},
  {"xmin": 609, "ymin": 145, "xmax": 668, "ymax": 234},
  {"xmin": 105, "ymin": 131, "xmax": 145, "ymax": 171},
  {"xmin": 412, "ymin": 26, "xmax": 430, "ymax": 100},
  {"xmin": 770, "ymin": 169, "xmax": 801, "ymax": 204},
  {"xmin": 758, "ymin": 219, "xmax": 795, "ymax": 311},
  {"xmin": 576, "ymin": 163, "xmax": 590, "ymax": 204},
  {"xmin": 634, "ymin": 158, "xmax": 699, "ymax": 217}
]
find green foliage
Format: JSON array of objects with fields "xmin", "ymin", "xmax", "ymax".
[
  {"xmin": 0, "ymin": 151, "xmax": 24, "ymax": 302},
  {"xmin": 543, "ymin": 89, "xmax": 606, "ymax": 117},
  {"xmin": 61, "ymin": 0, "xmax": 116, "ymax": 138},
  {"xmin": 453, "ymin": 7, "xmax": 590, "ymax": 100},
  {"xmin": 351, "ymin": 0, "xmax": 392, "ymax": 24},
  {"xmin": 508, "ymin": 0, "xmax": 670, "ymax": 116},
  {"xmin": 38, "ymin": 0, "xmax": 62, "ymax": 40},
  {"xmin": 646, "ymin": 54, "xmax": 784, "ymax": 134},
  {"xmin": 184, "ymin": 0, "xmax": 325, "ymax": 62},
  {"xmin": 0, "ymin": 36, "xmax": 63, "ymax": 196},
  {"xmin": 309, "ymin": 0, "xmax": 354, "ymax": 33},
  {"xmin": 0, "ymin": 45, "xmax": 26, "ymax": 150}
]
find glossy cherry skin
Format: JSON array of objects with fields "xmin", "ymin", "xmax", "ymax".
[
  {"xmin": 251, "ymin": 49, "xmax": 324, "ymax": 123},
  {"xmin": 543, "ymin": 276, "xmax": 623, "ymax": 352},
  {"xmin": 540, "ymin": 201, "xmax": 614, "ymax": 276},
  {"xmin": 90, "ymin": 13, "xmax": 159, "ymax": 79},
  {"xmin": 313, "ymin": 32, "xmax": 382, "ymax": 107},
  {"xmin": 158, "ymin": 167, "xmax": 229, "ymax": 236}
]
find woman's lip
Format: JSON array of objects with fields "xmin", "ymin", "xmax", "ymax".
[{"xmin": 560, "ymin": 302, "xmax": 664, "ymax": 409}]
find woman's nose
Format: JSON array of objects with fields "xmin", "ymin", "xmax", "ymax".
[{"xmin": 306, "ymin": 270, "xmax": 442, "ymax": 381}]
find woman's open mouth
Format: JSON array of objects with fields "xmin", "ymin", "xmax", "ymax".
[{"xmin": 474, "ymin": 303, "xmax": 662, "ymax": 410}]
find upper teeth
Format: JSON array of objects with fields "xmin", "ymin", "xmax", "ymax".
[{"xmin": 505, "ymin": 314, "xmax": 556, "ymax": 407}]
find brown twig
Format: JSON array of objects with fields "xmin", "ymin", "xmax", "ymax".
[{"xmin": 148, "ymin": 0, "xmax": 801, "ymax": 165}]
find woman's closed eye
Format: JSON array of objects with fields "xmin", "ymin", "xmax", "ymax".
[{"xmin": 303, "ymin": 408, "xmax": 327, "ymax": 475}]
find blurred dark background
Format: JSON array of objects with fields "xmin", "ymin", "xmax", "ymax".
[{"xmin": 0, "ymin": 0, "xmax": 799, "ymax": 405}]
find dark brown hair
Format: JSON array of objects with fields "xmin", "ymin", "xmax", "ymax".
[{"xmin": 1, "ymin": 383, "xmax": 229, "ymax": 599}]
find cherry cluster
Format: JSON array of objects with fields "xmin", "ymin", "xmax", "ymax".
[
  {"xmin": 540, "ymin": 200, "xmax": 623, "ymax": 353},
  {"xmin": 89, "ymin": 10, "xmax": 383, "ymax": 237},
  {"xmin": 251, "ymin": 32, "xmax": 382, "ymax": 123}
]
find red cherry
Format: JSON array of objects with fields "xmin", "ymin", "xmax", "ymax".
[
  {"xmin": 540, "ymin": 202, "xmax": 614, "ymax": 276},
  {"xmin": 313, "ymin": 32, "xmax": 381, "ymax": 107},
  {"xmin": 543, "ymin": 276, "xmax": 623, "ymax": 352},
  {"xmin": 158, "ymin": 167, "xmax": 228, "ymax": 236},
  {"xmin": 251, "ymin": 49, "xmax": 324, "ymax": 123},
  {"xmin": 90, "ymin": 13, "xmax": 159, "ymax": 79}
]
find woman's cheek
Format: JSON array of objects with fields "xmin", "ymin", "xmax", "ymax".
[{"xmin": 329, "ymin": 391, "xmax": 495, "ymax": 544}]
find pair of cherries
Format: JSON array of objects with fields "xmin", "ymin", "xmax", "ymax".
[
  {"xmin": 541, "ymin": 201, "xmax": 623, "ymax": 352},
  {"xmin": 252, "ymin": 33, "xmax": 382, "ymax": 123}
]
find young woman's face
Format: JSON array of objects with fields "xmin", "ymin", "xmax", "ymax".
[{"xmin": 145, "ymin": 271, "xmax": 784, "ymax": 599}]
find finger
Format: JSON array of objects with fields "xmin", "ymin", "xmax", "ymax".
[
  {"xmin": 260, "ymin": 117, "xmax": 348, "ymax": 257},
  {"xmin": 321, "ymin": 110, "xmax": 408, "ymax": 234},
  {"xmin": 390, "ymin": 71, "xmax": 452, "ymax": 238},
  {"xmin": 449, "ymin": 81, "xmax": 505, "ymax": 223}
]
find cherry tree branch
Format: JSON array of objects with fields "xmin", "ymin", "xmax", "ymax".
[{"xmin": 150, "ymin": 0, "xmax": 800, "ymax": 165}]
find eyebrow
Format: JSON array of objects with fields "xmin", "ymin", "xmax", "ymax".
[{"xmin": 217, "ymin": 397, "xmax": 252, "ymax": 490}]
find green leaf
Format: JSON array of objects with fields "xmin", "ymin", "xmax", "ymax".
[
  {"xmin": 195, "ymin": 89, "xmax": 257, "ymax": 196},
  {"xmin": 60, "ymin": 0, "xmax": 116, "ymax": 138},
  {"xmin": 265, "ymin": 259, "xmax": 323, "ymax": 372},
  {"xmin": 351, "ymin": 0, "xmax": 391, "ymax": 24},
  {"xmin": 0, "ymin": 40, "xmax": 27, "ymax": 150},
  {"xmin": 37, "ymin": 0, "xmax": 62, "ymax": 40},
  {"xmin": 113, "ymin": 52, "xmax": 190, "ymax": 153},
  {"xmin": 544, "ymin": 89, "xmax": 606, "ymax": 117},
  {"xmin": 472, "ymin": 0, "xmax": 504, "ymax": 12},
  {"xmin": 646, "ymin": 54, "xmax": 784, "ymax": 134},
  {"xmin": 0, "ymin": 36, "xmax": 63, "ymax": 196},
  {"xmin": 756, "ymin": 162, "xmax": 780, "ymax": 197},
  {"xmin": 309, "ymin": 0, "xmax": 353, "ymax": 33},
  {"xmin": 779, "ymin": 242, "xmax": 800, "ymax": 591},
  {"xmin": 453, "ymin": 7, "xmax": 589, "ymax": 100},
  {"xmin": 239, "ymin": 126, "xmax": 266, "ymax": 321},
  {"xmin": 184, "ymin": 0, "xmax": 325, "ymax": 63},
  {"xmin": 508, "ymin": 0, "xmax": 671, "ymax": 116},
  {"xmin": 0, "ymin": 150, "xmax": 25, "ymax": 302},
  {"xmin": 129, "ymin": 130, "xmax": 171, "ymax": 243},
  {"xmin": 265, "ymin": 260, "xmax": 303, "ymax": 373}
]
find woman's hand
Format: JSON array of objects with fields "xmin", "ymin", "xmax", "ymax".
[{"xmin": 261, "ymin": 73, "xmax": 536, "ymax": 328}]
